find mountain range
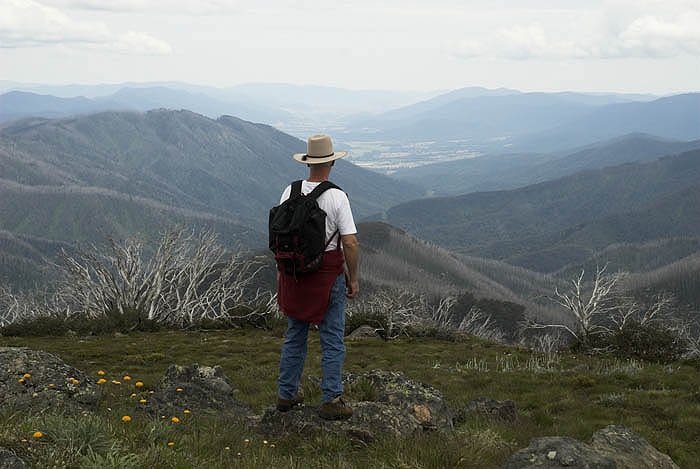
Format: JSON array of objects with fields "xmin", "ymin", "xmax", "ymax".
[
  {"xmin": 391, "ymin": 134, "xmax": 700, "ymax": 196},
  {"xmin": 346, "ymin": 92, "xmax": 699, "ymax": 154},
  {"xmin": 1, "ymin": 82, "xmax": 699, "ymax": 315},
  {"xmin": 378, "ymin": 148, "xmax": 700, "ymax": 274}
]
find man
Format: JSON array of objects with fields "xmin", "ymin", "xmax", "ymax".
[{"xmin": 275, "ymin": 134, "xmax": 359, "ymax": 420}]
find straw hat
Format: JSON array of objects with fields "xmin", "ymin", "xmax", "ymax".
[{"xmin": 293, "ymin": 134, "xmax": 348, "ymax": 164}]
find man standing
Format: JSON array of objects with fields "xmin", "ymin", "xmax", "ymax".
[{"xmin": 275, "ymin": 134, "xmax": 359, "ymax": 420}]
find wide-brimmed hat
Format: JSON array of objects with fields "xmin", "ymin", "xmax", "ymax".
[{"xmin": 293, "ymin": 134, "xmax": 348, "ymax": 164}]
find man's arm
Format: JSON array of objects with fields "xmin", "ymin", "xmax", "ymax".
[{"xmin": 341, "ymin": 234, "xmax": 359, "ymax": 298}]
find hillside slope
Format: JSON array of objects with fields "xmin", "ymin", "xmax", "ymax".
[
  {"xmin": 381, "ymin": 149, "xmax": 700, "ymax": 273},
  {"xmin": 392, "ymin": 134, "xmax": 700, "ymax": 196},
  {"xmin": 0, "ymin": 110, "xmax": 422, "ymax": 230}
]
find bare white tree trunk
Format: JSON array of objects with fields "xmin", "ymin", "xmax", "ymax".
[
  {"xmin": 525, "ymin": 265, "xmax": 621, "ymax": 345},
  {"xmin": 3, "ymin": 228, "xmax": 276, "ymax": 328}
]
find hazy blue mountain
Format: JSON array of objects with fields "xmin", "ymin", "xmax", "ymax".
[
  {"xmin": 392, "ymin": 134, "xmax": 700, "ymax": 195},
  {"xmin": 349, "ymin": 92, "xmax": 600, "ymax": 142},
  {"xmin": 101, "ymin": 86, "xmax": 293, "ymax": 124},
  {"xmin": 0, "ymin": 91, "xmax": 121, "ymax": 122},
  {"xmin": 343, "ymin": 91, "xmax": 695, "ymax": 159},
  {"xmin": 0, "ymin": 87, "xmax": 294, "ymax": 125},
  {"xmin": 371, "ymin": 86, "xmax": 521, "ymax": 122},
  {"xmin": 368, "ymin": 88, "xmax": 654, "ymax": 125},
  {"xmin": 512, "ymin": 93, "xmax": 700, "ymax": 152},
  {"xmin": 221, "ymin": 83, "xmax": 435, "ymax": 116},
  {"xmin": 378, "ymin": 148, "xmax": 700, "ymax": 272}
]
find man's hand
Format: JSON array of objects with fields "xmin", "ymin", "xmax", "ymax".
[
  {"xmin": 341, "ymin": 233, "xmax": 359, "ymax": 299},
  {"xmin": 346, "ymin": 279, "xmax": 359, "ymax": 298}
]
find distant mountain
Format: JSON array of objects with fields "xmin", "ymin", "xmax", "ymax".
[
  {"xmin": 372, "ymin": 86, "xmax": 521, "ymax": 122},
  {"xmin": 392, "ymin": 134, "xmax": 700, "ymax": 195},
  {"xmin": 0, "ymin": 110, "xmax": 422, "ymax": 244},
  {"xmin": 512, "ymin": 93, "xmax": 700, "ymax": 152},
  {"xmin": 350, "ymin": 92, "xmax": 598, "ymax": 142},
  {"xmin": 379, "ymin": 149, "xmax": 700, "ymax": 273},
  {"xmin": 0, "ymin": 91, "xmax": 117, "ymax": 122},
  {"xmin": 0, "ymin": 82, "xmax": 435, "ymax": 129},
  {"xmin": 101, "ymin": 86, "xmax": 292, "ymax": 124},
  {"xmin": 369, "ymin": 88, "xmax": 654, "ymax": 125},
  {"xmin": 223, "ymin": 83, "xmax": 434, "ymax": 116},
  {"xmin": 0, "ymin": 88, "xmax": 292, "ymax": 125}
]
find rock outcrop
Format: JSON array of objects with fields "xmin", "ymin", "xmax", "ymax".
[
  {"xmin": 0, "ymin": 347, "xmax": 101, "ymax": 413},
  {"xmin": 255, "ymin": 370, "xmax": 453, "ymax": 442},
  {"xmin": 455, "ymin": 396, "xmax": 518, "ymax": 424},
  {"xmin": 346, "ymin": 325, "xmax": 380, "ymax": 340},
  {"xmin": 504, "ymin": 425, "xmax": 678, "ymax": 469},
  {"xmin": 145, "ymin": 364, "xmax": 254, "ymax": 421},
  {"xmin": 0, "ymin": 448, "xmax": 28, "ymax": 469},
  {"xmin": 589, "ymin": 425, "xmax": 679, "ymax": 469}
]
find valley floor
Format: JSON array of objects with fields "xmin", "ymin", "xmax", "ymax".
[{"xmin": 1, "ymin": 329, "xmax": 698, "ymax": 468}]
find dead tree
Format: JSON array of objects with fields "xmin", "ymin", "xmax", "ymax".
[
  {"xmin": 53, "ymin": 228, "xmax": 276, "ymax": 327},
  {"xmin": 525, "ymin": 265, "xmax": 621, "ymax": 347}
]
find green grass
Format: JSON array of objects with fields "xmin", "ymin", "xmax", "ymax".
[{"xmin": 1, "ymin": 329, "xmax": 699, "ymax": 468}]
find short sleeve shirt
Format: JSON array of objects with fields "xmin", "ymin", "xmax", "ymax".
[{"xmin": 280, "ymin": 180, "xmax": 357, "ymax": 251}]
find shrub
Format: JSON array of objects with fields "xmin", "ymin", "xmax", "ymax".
[{"xmin": 605, "ymin": 321, "xmax": 687, "ymax": 363}]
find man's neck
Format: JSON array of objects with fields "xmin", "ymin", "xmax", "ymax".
[{"xmin": 307, "ymin": 166, "xmax": 332, "ymax": 182}]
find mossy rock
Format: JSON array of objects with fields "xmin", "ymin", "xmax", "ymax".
[{"xmin": 0, "ymin": 347, "xmax": 101, "ymax": 413}]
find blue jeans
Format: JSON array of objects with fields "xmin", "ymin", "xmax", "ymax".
[{"xmin": 278, "ymin": 274, "xmax": 346, "ymax": 403}]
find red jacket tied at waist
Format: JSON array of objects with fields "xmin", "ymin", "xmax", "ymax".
[{"xmin": 277, "ymin": 249, "xmax": 345, "ymax": 325}]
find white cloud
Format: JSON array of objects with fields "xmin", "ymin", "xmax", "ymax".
[
  {"xmin": 451, "ymin": 8, "xmax": 700, "ymax": 60},
  {"xmin": 35, "ymin": 0, "xmax": 239, "ymax": 15},
  {"xmin": 0, "ymin": 0, "xmax": 172, "ymax": 54}
]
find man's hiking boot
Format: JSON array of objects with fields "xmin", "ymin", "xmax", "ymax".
[
  {"xmin": 276, "ymin": 391, "xmax": 304, "ymax": 412},
  {"xmin": 320, "ymin": 396, "xmax": 353, "ymax": 420}
]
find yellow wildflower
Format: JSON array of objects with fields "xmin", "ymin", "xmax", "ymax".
[
  {"xmin": 49, "ymin": 383, "xmax": 54, "ymax": 387},
  {"xmin": 176, "ymin": 388, "xmax": 183, "ymax": 392},
  {"xmin": 224, "ymin": 447, "xmax": 230, "ymax": 451},
  {"xmin": 131, "ymin": 393, "xmax": 136, "ymax": 397},
  {"xmin": 20, "ymin": 439, "xmax": 27, "ymax": 443},
  {"xmin": 135, "ymin": 381, "xmax": 144, "ymax": 387},
  {"xmin": 171, "ymin": 417, "xmax": 180, "ymax": 423},
  {"xmin": 121, "ymin": 416, "xmax": 131, "ymax": 422},
  {"xmin": 168, "ymin": 442, "xmax": 175, "ymax": 446},
  {"xmin": 183, "ymin": 410, "xmax": 191, "ymax": 414},
  {"xmin": 23, "ymin": 373, "xmax": 31, "ymax": 378},
  {"xmin": 97, "ymin": 370, "xmax": 105, "ymax": 375},
  {"xmin": 140, "ymin": 399, "xmax": 147, "ymax": 403},
  {"xmin": 97, "ymin": 379, "xmax": 106, "ymax": 384},
  {"xmin": 112, "ymin": 380, "xmax": 121, "ymax": 385},
  {"xmin": 123, "ymin": 376, "xmax": 131, "ymax": 381},
  {"xmin": 18, "ymin": 378, "xmax": 24, "ymax": 383},
  {"xmin": 33, "ymin": 432, "xmax": 43, "ymax": 438}
]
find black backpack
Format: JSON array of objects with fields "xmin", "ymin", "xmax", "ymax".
[{"xmin": 269, "ymin": 180, "xmax": 341, "ymax": 275}]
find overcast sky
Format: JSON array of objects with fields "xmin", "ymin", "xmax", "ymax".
[{"xmin": 1, "ymin": 0, "xmax": 698, "ymax": 94}]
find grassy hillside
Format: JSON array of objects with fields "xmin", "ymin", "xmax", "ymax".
[{"xmin": 0, "ymin": 329, "xmax": 697, "ymax": 468}]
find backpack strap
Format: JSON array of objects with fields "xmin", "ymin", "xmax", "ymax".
[
  {"xmin": 308, "ymin": 181, "xmax": 341, "ymax": 200},
  {"xmin": 290, "ymin": 180, "xmax": 304, "ymax": 198}
]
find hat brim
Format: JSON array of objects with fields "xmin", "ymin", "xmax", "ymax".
[{"xmin": 293, "ymin": 151, "xmax": 348, "ymax": 164}]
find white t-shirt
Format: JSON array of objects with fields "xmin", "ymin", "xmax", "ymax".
[{"xmin": 280, "ymin": 180, "xmax": 357, "ymax": 251}]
